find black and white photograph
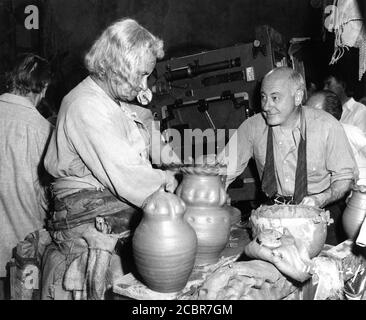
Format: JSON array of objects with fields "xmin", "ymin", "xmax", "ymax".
[{"xmin": 0, "ymin": 0, "xmax": 366, "ymax": 308}]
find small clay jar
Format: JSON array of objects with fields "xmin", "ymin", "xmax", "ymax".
[
  {"xmin": 132, "ymin": 187, "xmax": 197, "ymax": 293},
  {"xmin": 176, "ymin": 165, "xmax": 231, "ymax": 265}
]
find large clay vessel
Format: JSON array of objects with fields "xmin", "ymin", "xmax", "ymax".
[
  {"xmin": 132, "ymin": 187, "xmax": 197, "ymax": 293},
  {"xmin": 175, "ymin": 165, "xmax": 231, "ymax": 265},
  {"xmin": 250, "ymin": 204, "xmax": 332, "ymax": 258},
  {"xmin": 342, "ymin": 186, "xmax": 366, "ymax": 240}
]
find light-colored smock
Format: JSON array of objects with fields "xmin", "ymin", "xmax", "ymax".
[
  {"xmin": 44, "ymin": 76, "xmax": 176, "ymax": 208},
  {"xmin": 0, "ymin": 93, "xmax": 53, "ymax": 277}
]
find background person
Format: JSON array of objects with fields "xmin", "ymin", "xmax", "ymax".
[
  {"xmin": 0, "ymin": 53, "xmax": 53, "ymax": 299},
  {"xmin": 323, "ymin": 70, "xmax": 366, "ymax": 134},
  {"xmin": 306, "ymin": 89, "xmax": 366, "ymax": 244},
  {"xmin": 307, "ymin": 90, "xmax": 366, "ymax": 186}
]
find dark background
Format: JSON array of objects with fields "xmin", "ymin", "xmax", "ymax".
[{"xmin": 0, "ymin": 0, "xmax": 365, "ymax": 113}]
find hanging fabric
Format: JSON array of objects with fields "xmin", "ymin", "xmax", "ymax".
[{"xmin": 324, "ymin": 0, "xmax": 366, "ymax": 80}]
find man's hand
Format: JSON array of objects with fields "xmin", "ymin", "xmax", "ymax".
[
  {"xmin": 300, "ymin": 179, "xmax": 353, "ymax": 208},
  {"xmin": 300, "ymin": 195, "xmax": 323, "ymax": 207}
]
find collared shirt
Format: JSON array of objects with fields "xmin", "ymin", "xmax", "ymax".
[
  {"xmin": 218, "ymin": 107, "xmax": 357, "ymax": 196},
  {"xmin": 341, "ymin": 97, "xmax": 366, "ymax": 134},
  {"xmin": 272, "ymin": 112, "xmax": 304, "ymax": 196},
  {"xmin": 342, "ymin": 123, "xmax": 366, "ymax": 185},
  {"xmin": 44, "ymin": 76, "xmax": 175, "ymax": 208},
  {"xmin": 0, "ymin": 93, "xmax": 53, "ymax": 277}
]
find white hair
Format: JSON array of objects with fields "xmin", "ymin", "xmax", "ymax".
[{"xmin": 85, "ymin": 18, "xmax": 164, "ymax": 91}]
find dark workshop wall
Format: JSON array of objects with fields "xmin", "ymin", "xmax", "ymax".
[
  {"xmin": 1, "ymin": 0, "xmax": 365, "ymax": 107},
  {"xmin": 41, "ymin": 0, "xmax": 321, "ymax": 58},
  {"xmin": 38, "ymin": 0, "xmax": 323, "ymax": 108}
]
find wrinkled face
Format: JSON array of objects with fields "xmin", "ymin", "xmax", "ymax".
[
  {"xmin": 323, "ymin": 76, "xmax": 344, "ymax": 99},
  {"xmin": 109, "ymin": 51, "xmax": 157, "ymax": 102},
  {"xmin": 260, "ymin": 75, "xmax": 299, "ymax": 127},
  {"xmin": 306, "ymin": 93, "xmax": 325, "ymax": 110},
  {"xmin": 127, "ymin": 52, "xmax": 157, "ymax": 101}
]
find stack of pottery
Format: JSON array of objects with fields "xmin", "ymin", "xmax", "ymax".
[
  {"xmin": 132, "ymin": 187, "xmax": 197, "ymax": 293},
  {"xmin": 175, "ymin": 164, "xmax": 231, "ymax": 265},
  {"xmin": 342, "ymin": 185, "xmax": 366, "ymax": 240}
]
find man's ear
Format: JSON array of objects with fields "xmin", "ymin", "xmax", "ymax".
[{"xmin": 295, "ymin": 89, "xmax": 304, "ymax": 107}]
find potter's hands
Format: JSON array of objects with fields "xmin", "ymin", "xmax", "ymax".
[
  {"xmin": 164, "ymin": 170, "xmax": 178, "ymax": 193},
  {"xmin": 195, "ymin": 154, "xmax": 217, "ymax": 165},
  {"xmin": 137, "ymin": 88, "xmax": 153, "ymax": 105}
]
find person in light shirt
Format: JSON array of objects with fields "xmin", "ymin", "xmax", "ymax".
[
  {"xmin": 218, "ymin": 68, "xmax": 357, "ymax": 246},
  {"xmin": 41, "ymin": 18, "xmax": 180, "ymax": 300},
  {"xmin": 0, "ymin": 53, "xmax": 53, "ymax": 299},
  {"xmin": 218, "ymin": 67, "xmax": 356, "ymax": 209},
  {"xmin": 306, "ymin": 90, "xmax": 366, "ymax": 186},
  {"xmin": 324, "ymin": 71, "xmax": 366, "ymax": 135}
]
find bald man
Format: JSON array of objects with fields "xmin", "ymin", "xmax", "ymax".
[{"xmin": 218, "ymin": 67, "xmax": 357, "ymax": 209}]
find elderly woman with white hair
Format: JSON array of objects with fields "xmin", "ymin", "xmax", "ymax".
[{"xmin": 41, "ymin": 18, "xmax": 179, "ymax": 300}]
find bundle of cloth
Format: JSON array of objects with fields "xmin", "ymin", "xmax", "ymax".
[
  {"xmin": 41, "ymin": 189, "xmax": 140, "ymax": 300},
  {"xmin": 197, "ymin": 260, "xmax": 297, "ymax": 300},
  {"xmin": 325, "ymin": 0, "xmax": 366, "ymax": 80},
  {"xmin": 195, "ymin": 227, "xmax": 344, "ymax": 300},
  {"xmin": 243, "ymin": 228, "xmax": 344, "ymax": 300},
  {"xmin": 244, "ymin": 228, "xmax": 314, "ymax": 283}
]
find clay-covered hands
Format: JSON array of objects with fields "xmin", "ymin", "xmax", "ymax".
[
  {"xmin": 164, "ymin": 170, "xmax": 178, "ymax": 193},
  {"xmin": 195, "ymin": 153, "xmax": 218, "ymax": 165},
  {"xmin": 300, "ymin": 195, "xmax": 323, "ymax": 207},
  {"xmin": 137, "ymin": 88, "xmax": 153, "ymax": 105}
]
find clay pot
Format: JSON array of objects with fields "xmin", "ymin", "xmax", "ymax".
[
  {"xmin": 132, "ymin": 188, "xmax": 197, "ymax": 293},
  {"xmin": 342, "ymin": 186, "xmax": 366, "ymax": 240},
  {"xmin": 175, "ymin": 165, "xmax": 231, "ymax": 265},
  {"xmin": 250, "ymin": 204, "xmax": 332, "ymax": 258}
]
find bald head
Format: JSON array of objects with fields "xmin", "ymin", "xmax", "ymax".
[
  {"xmin": 306, "ymin": 90, "xmax": 342, "ymax": 120},
  {"xmin": 260, "ymin": 67, "xmax": 305, "ymax": 127},
  {"xmin": 306, "ymin": 92, "xmax": 325, "ymax": 109},
  {"xmin": 263, "ymin": 67, "xmax": 306, "ymax": 95}
]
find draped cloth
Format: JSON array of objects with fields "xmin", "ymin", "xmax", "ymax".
[
  {"xmin": 41, "ymin": 189, "xmax": 141, "ymax": 300},
  {"xmin": 261, "ymin": 124, "xmax": 308, "ymax": 204},
  {"xmin": 325, "ymin": 0, "xmax": 366, "ymax": 80}
]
